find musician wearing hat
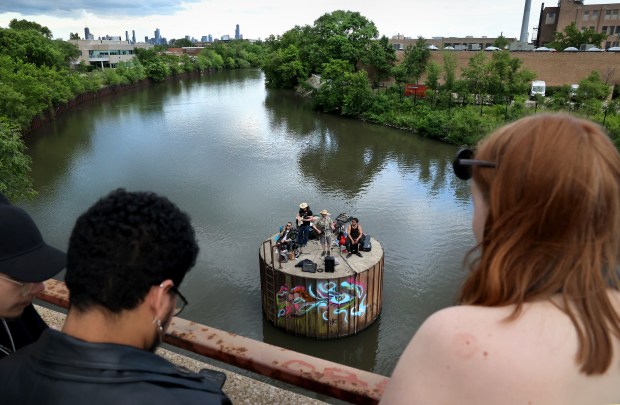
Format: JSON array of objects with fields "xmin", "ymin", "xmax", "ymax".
[
  {"xmin": 312, "ymin": 209, "xmax": 335, "ymax": 257},
  {"xmin": 296, "ymin": 203, "xmax": 314, "ymax": 253},
  {"xmin": 0, "ymin": 194, "xmax": 66, "ymax": 358}
]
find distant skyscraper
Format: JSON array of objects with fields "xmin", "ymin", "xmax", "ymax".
[
  {"xmin": 155, "ymin": 28, "xmax": 161, "ymax": 45},
  {"xmin": 84, "ymin": 27, "xmax": 94, "ymax": 40},
  {"xmin": 145, "ymin": 35, "xmax": 149, "ymax": 43},
  {"xmin": 125, "ymin": 30, "xmax": 129, "ymax": 42},
  {"xmin": 132, "ymin": 30, "xmax": 136, "ymax": 44},
  {"xmin": 235, "ymin": 24, "xmax": 240, "ymax": 40}
]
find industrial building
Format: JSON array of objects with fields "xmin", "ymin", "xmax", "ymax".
[{"xmin": 537, "ymin": 0, "xmax": 620, "ymax": 48}]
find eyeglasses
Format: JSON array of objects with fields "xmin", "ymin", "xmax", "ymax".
[
  {"xmin": 170, "ymin": 285, "xmax": 188, "ymax": 317},
  {"xmin": 452, "ymin": 148, "xmax": 496, "ymax": 180},
  {"xmin": 0, "ymin": 275, "xmax": 33, "ymax": 297}
]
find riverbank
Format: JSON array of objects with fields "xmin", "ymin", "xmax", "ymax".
[
  {"xmin": 35, "ymin": 305, "xmax": 327, "ymax": 405},
  {"xmin": 25, "ymin": 69, "xmax": 215, "ymax": 137}
]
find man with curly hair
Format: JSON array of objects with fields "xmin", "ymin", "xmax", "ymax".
[{"xmin": 0, "ymin": 189, "xmax": 230, "ymax": 404}]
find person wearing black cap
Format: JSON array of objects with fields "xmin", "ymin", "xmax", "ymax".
[
  {"xmin": 0, "ymin": 193, "xmax": 66, "ymax": 358},
  {"xmin": 0, "ymin": 189, "xmax": 230, "ymax": 404}
]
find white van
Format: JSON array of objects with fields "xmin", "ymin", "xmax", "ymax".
[
  {"xmin": 570, "ymin": 84, "xmax": 579, "ymax": 100},
  {"xmin": 530, "ymin": 80, "xmax": 546, "ymax": 98}
]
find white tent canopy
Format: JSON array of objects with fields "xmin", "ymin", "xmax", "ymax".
[{"xmin": 534, "ymin": 46, "xmax": 555, "ymax": 52}]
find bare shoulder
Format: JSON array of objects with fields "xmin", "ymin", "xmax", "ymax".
[
  {"xmin": 380, "ymin": 304, "xmax": 572, "ymax": 404},
  {"xmin": 381, "ymin": 298, "xmax": 620, "ymax": 404},
  {"xmin": 380, "ymin": 306, "xmax": 498, "ymax": 404}
]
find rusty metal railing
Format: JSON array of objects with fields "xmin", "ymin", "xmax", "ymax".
[{"xmin": 38, "ymin": 279, "xmax": 389, "ymax": 404}]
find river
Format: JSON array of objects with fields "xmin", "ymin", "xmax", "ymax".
[{"xmin": 24, "ymin": 68, "xmax": 475, "ymax": 377}]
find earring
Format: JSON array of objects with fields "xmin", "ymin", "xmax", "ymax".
[
  {"xmin": 152, "ymin": 318, "xmax": 163, "ymax": 332},
  {"xmin": 153, "ymin": 318, "xmax": 164, "ymax": 344}
]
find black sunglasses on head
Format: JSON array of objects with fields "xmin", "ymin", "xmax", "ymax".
[{"xmin": 452, "ymin": 148, "xmax": 496, "ymax": 180}]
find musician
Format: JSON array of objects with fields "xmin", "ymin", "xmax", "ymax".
[{"xmin": 296, "ymin": 203, "xmax": 314, "ymax": 253}]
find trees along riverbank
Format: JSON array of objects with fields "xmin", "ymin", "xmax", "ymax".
[
  {"xmin": 261, "ymin": 10, "xmax": 620, "ymax": 148},
  {"xmin": 0, "ymin": 19, "xmax": 264, "ymax": 201}
]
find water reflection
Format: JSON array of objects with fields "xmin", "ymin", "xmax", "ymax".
[
  {"xmin": 23, "ymin": 69, "xmax": 475, "ymax": 377},
  {"xmin": 262, "ymin": 317, "xmax": 380, "ymax": 372}
]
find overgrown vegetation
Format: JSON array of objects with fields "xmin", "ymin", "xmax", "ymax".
[
  {"xmin": 261, "ymin": 10, "xmax": 620, "ymax": 147},
  {"xmin": 3, "ymin": 13, "xmax": 620, "ymax": 200},
  {"xmin": 0, "ymin": 19, "xmax": 263, "ymax": 200}
]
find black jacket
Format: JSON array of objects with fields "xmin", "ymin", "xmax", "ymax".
[
  {"xmin": 0, "ymin": 304, "xmax": 47, "ymax": 358},
  {"xmin": 0, "ymin": 329, "xmax": 231, "ymax": 404}
]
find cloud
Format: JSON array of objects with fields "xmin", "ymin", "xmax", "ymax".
[{"xmin": 0, "ymin": 0, "xmax": 201, "ymax": 17}]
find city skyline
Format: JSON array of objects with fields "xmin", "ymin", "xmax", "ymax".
[{"xmin": 3, "ymin": 0, "xmax": 620, "ymax": 42}]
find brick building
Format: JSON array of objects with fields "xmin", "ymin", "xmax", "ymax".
[
  {"xmin": 537, "ymin": 0, "xmax": 620, "ymax": 48},
  {"xmin": 418, "ymin": 51, "xmax": 619, "ymax": 87}
]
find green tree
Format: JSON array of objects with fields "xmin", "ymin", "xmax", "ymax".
[
  {"xmin": 486, "ymin": 51, "xmax": 535, "ymax": 103},
  {"xmin": 0, "ymin": 28, "xmax": 66, "ymax": 69},
  {"xmin": 202, "ymin": 49, "xmax": 224, "ymax": 69},
  {"xmin": 493, "ymin": 35, "xmax": 509, "ymax": 49},
  {"xmin": 134, "ymin": 48, "xmax": 159, "ymax": 65},
  {"xmin": 8, "ymin": 19, "xmax": 52, "ymax": 39},
  {"xmin": 69, "ymin": 33, "xmax": 80, "ymax": 40},
  {"xmin": 314, "ymin": 59, "xmax": 373, "ymax": 115},
  {"xmin": 577, "ymin": 71, "xmax": 611, "ymax": 101},
  {"xmin": 548, "ymin": 21, "xmax": 607, "ymax": 49},
  {"xmin": 262, "ymin": 44, "xmax": 308, "ymax": 88},
  {"xmin": 461, "ymin": 52, "xmax": 491, "ymax": 112},
  {"xmin": 425, "ymin": 61, "xmax": 441, "ymax": 106},
  {"xmin": 364, "ymin": 36, "xmax": 396, "ymax": 87},
  {"xmin": 53, "ymin": 39, "xmax": 81, "ymax": 65},
  {"xmin": 0, "ymin": 120, "xmax": 36, "ymax": 201},
  {"xmin": 144, "ymin": 60, "xmax": 170, "ymax": 82},
  {"xmin": 170, "ymin": 38, "xmax": 193, "ymax": 47},
  {"xmin": 395, "ymin": 37, "xmax": 431, "ymax": 84},
  {"xmin": 306, "ymin": 10, "xmax": 379, "ymax": 73},
  {"xmin": 442, "ymin": 52, "xmax": 458, "ymax": 92}
]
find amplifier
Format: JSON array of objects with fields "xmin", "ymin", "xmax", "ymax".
[
  {"xmin": 325, "ymin": 256, "xmax": 335, "ymax": 273},
  {"xmin": 302, "ymin": 262, "xmax": 317, "ymax": 273}
]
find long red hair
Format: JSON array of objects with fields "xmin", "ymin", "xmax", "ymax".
[{"xmin": 459, "ymin": 113, "xmax": 620, "ymax": 374}]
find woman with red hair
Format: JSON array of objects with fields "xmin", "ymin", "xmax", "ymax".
[{"xmin": 382, "ymin": 114, "xmax": 620, "ymax": 404}]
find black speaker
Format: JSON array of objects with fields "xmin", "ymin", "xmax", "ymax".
[{"xmin": 325, "ymin": 256, "xmax": 335, "ymax": 273}]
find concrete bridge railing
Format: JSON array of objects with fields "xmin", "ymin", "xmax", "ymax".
[{"xmin": 38, "ymin": 279, "xmax": 389, "ymax": 404}]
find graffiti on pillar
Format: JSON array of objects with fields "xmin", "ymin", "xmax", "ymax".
[{"xmin": 276, "ymin": 278, "xmax": 367, "ymax": 323}]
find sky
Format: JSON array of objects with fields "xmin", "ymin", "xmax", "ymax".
[{"xmin": 1, "ymin": 1, "xmax": 619, "ymax": 42}]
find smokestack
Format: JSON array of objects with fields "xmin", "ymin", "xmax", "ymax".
[{"xmin": 520, "ymin": 0, "xmax": 532, "ymax": 43}]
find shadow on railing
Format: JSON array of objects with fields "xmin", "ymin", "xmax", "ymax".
[{"xmin": 39, "ymin": 279, "xmax": 389, "ymax": 404}]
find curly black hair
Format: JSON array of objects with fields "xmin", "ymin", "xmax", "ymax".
[{"xmin": 66, "ymin": 188, "xmax": 199, "ymax": 313}]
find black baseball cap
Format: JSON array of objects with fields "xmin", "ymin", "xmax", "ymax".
[{"xmin": 0, "ymin": 203, "xmax": 66, "ymax": 282}]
